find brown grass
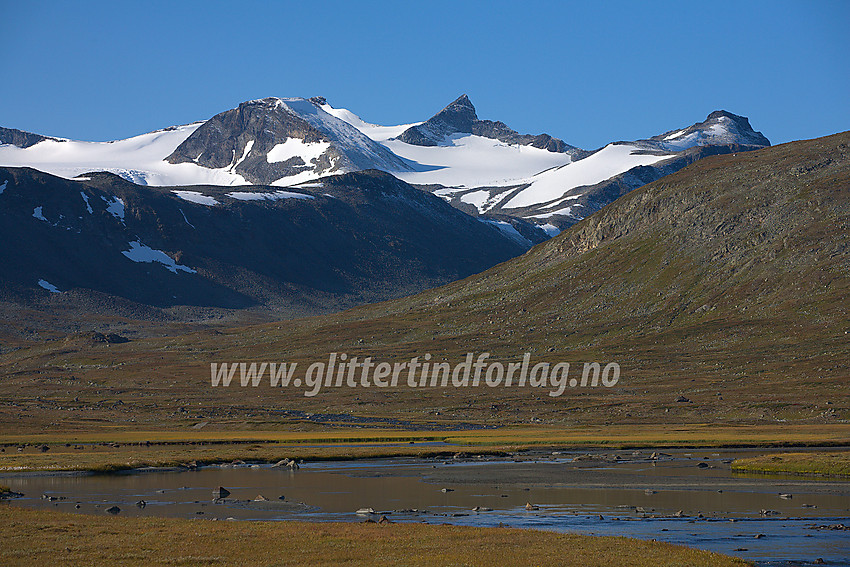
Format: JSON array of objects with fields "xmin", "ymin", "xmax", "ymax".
[
  {"xmin": 0, "ymin": 506, "xmax": 750, "ymax": 567},
  {"xmin": 1, "ymin": 424, "xmax": 847, "ymax": 473},
  {"xmin": 731, "ymin": 451, "xmax": 850, "ymax": 477}
]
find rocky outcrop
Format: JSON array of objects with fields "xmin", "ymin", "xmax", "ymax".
[
  {"xmin": 0, "ymin": 126, "xmax": 57, "ymax": 148},
  {"xmin": 398, "ymin": 95, "xmax": 583, "ymax": 155}
]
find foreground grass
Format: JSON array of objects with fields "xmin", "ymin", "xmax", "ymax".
[
  {"xmin": 0, "ymin": 506, "xmax": 749, "ymax": 567},
  {"xmin": 1, "ymin": 424, "xmax": 848, "ymax": 472},
  {"xmin": 732, "ymin": 451, "xmax": 850, "ymax": 477}
]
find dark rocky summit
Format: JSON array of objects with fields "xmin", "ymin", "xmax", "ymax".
[{"xmin": 398, "ymin": 95, "xmax": 585, "ymax": 156}]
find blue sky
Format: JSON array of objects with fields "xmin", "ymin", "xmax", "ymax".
[{"xmin": 1, "ymin": 1, "xmax": 847, "ymax": 149}]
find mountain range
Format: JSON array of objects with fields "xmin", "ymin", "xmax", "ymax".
[
  {"xmin": 0, "ymin": 95, "xmax": 770, "ymax": 234},
  {"xmin": 1, "ymin": 131, "xmax": 844, "ymax": 429},
  {"xmin": 0, "ymin": 94, "xmax": 776, "ymax": 325}
]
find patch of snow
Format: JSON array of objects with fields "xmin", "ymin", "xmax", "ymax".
[
  {"xmin": 33, "ymin": 206, "xmax": 48, "ymax": 221},
  {"xmin": 121, "ymin": 240, "xmax": 196, "ymax": 274},
  {"xmin": 545, "ymin": 193, "xmax": 584, "ymax": 208},
  {"xmin": 503, "ymin": 144, "xmax": 674, "ymax": 209},
  {"xmin": 539, "ymin": 223, "xmax": 561, "ymax": 237},
  {"xmin": 226, "ymin": 190, "xmax": 314, "ymax": 201},
  {"xmin": 231, "ymin": 139, "xmax": 254, "ymax": 169},
  {"xmin": 178, "ymin": 208, "xmax": 195, "ymax": 229},
  {"xmin": 460, "ymin": 190, "xmax": 490, "ymax": 209},
  {"xmin": 270, "ymin": 169, "xmax": 328, "ymax": 187},
  {"xmin": 664, "ymin": 129, "xmax": 687, "ymax": 141},
  {"xmin": 103, "ymin": 196, "xmax": 125, "ymax": 222},
  {"xmin": 266, "ymin": 138, "xmax": 330, "ymax": 165},
  {"xmin": 37, "ymin": 279, "xmax": 61, "ymax": 293},
  {"xmin": 80, "ymin": 192, "xmax": 93, "ymax": 213},
  {"xmin": 527, "ymin": 206, "xmax": 574, "ymax": 219},
  {"xmin": 480, "ymin": 219, "xmax": 532, "ymax": 246},
  {"xmin": 295, "ymin": 182, "xmax": 324, "ymax": 188},
  {"xmin": 172, "ymin": 190, "xmax": 219, "ymax": 206}
]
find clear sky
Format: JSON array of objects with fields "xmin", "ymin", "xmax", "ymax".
[{"xmin": 1, "ymin": 0, "xmax": 847, "ymax": 150}]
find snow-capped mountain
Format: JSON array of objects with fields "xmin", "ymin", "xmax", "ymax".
[
  {"xmin": 319, "ymin": 96, "xmax": 770, "ymax": 232},
  {"xmin": 643, "ymin": 110, "xmax": 770, "ymax": 152},
  {"xmin": 0, "ymin": 95, "xmax": 770, "ymax": 234},
  {"xmin": 166, "ymin": 97, "xmax": 414, "ymax": 185},
  {"xmin": 0, "ymin": 97, "xmax": 415, "ymax": 187}
]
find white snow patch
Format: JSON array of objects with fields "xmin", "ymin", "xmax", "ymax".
[
  {"xmin": 37, "ymin": 279, "xmax": 61, "ymax": 293},
  {"xmin": 270, "ymin": 169, "xmax": 328, "ymax": 187},
  {"xmin": 480, "ymin": 219, "xmax": 532, "ymax": 246},
  {"xmin": 504, "ymin": 144, "xmax": 674, "ymax": 209},
  {"xmin": 232, "ymin": 139, "xmax": 254, "ymax": 169},
  {"xmin": 545, "ymin": 193, "xmax": 584, "ymax": 208},
  {"xmin": 172, "ymin": 190, "xmax": 219, "ymax": 206},
  {"xmin": 266, "ymin": 138, "xmax": 330, "ymax": 165},
  {"xmin": 664, "ymin": 129, "xmax": 687, "ymax": 141},
  {"xmin": 527, "ymin": 206, "xmax": 574, "ymax": 219},
  {"xmin": 80, "ymin": 192, "xmax": 93, "ymax": 213},
  {"xmin": 295, "ymin": 182, "xmax": 324, "ymax": 188},
  {"xmin": 460, "ymin": 190, "xmax": 490, "ymax": 209},
  {"xmin": 178, "ymin": 208, "xmax": 195, "ymax": 229},
  {"xmin": 33, "ymin": 206, "xmax": 47, "ymax": 221},
  {"xmin": 226, "ymin": 190, "xmax": 314, "ymax": 201},
  {"xmin": 103, "ymin": 196, "xmax": 125, "ymax": 222},
  {"xmin": 121, "ymin": 240, "xmax": 196, "ymax": 274},
  {"xmin": 539, "ymin": 223, "xmax": 561, "ymax": 237}
]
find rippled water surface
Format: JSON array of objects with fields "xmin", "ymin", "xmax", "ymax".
[{"xmin": 4, "ymin": 447, "xmax": 849, "ymax": 566}]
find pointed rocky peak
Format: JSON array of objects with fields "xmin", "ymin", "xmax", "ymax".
[
  {"xmin": 397, "ymin": 94, "xmax": 579, "ymax": 154},
  {"xmin": 396, "ymin": 94, "xmax": 478, "ymax": 146},
  {"xmin": 441, "ymin": 94, "xmax": 478, "ymax": 121}
]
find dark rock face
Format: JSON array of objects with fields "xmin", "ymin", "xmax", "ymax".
[
  {"xmin": 0, "ymin": 166, "xmax": 531, "ymax": 323},
  {"xmin": 398, "ymin": 95, "xmax": 582, "ymax": 155},
  {"xmin": 0, "ymin": 126, "xmax": 56, "ymax": 148}
]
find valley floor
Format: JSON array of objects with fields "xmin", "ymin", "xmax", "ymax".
[
  {"xmin": 1, "ymin": 424, "xmax": 849, "ymax": 473},
  {"xmin": 0, "ymin": 506, "xmax": 749, "ymax": 567}
]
